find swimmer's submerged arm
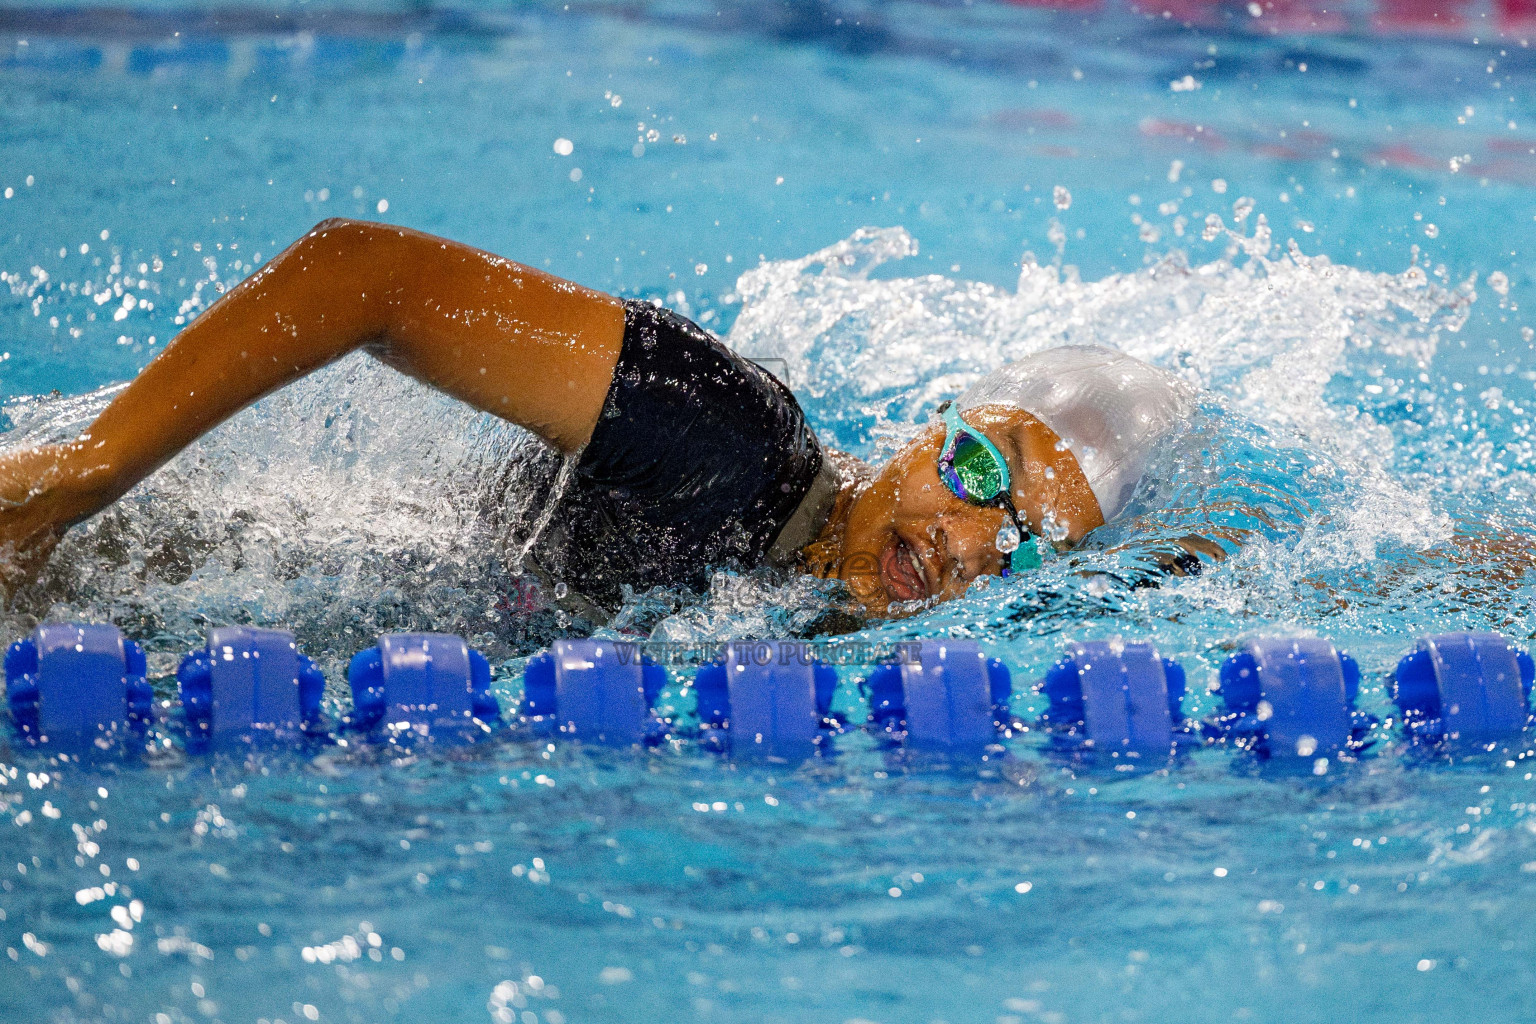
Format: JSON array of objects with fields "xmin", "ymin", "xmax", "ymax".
[
  {"xmin": 1104, "ymin": 503, "xmax": 1254, "ymax": 580},
  {"xmin": 3, "ymin": 218, "xmax": 625, "ymax": 533}
]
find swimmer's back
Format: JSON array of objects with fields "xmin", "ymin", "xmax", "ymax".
[{"xmin": 529, "ymin": 301, "xmax": 830, "ymax": 616}]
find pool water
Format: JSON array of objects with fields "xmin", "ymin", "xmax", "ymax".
[{"xmin": 5, "ymin": 2, "xmax": 1536, "ymax": 1022}]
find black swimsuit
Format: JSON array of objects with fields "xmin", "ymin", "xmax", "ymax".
[{"xmin": 526, "ymin": 300, "xmax": 831, "ymax": 617}]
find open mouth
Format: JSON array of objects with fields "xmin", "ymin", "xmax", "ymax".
[{"xmin": 879, "ymin": 536, "xmax": 928, "ymax": 602}]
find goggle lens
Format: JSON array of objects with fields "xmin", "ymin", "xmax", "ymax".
[{"xmin": 943, "ymin": 433, "xmax": 1005, "ymax": 503}]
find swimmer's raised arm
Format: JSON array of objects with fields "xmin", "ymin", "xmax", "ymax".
[{"xmin": 0, "ymin": 219, "xmax": 625, "ymax": 581}]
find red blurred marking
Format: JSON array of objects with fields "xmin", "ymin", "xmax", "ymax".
[
  {"xmin": 1128, "ymin": 0, "xmax": 1221, "ymax": 24},
  {"xmin": 1140, "ymin": 118, "xmax": 1191, "ymax": 139},
  {"xmin": 1369, "ymin": 143, "xmax": 1442, "ymax": 170},
  {"xmin": 1486, "ymin": 137, "xmax": 1536, "ymax": 156},
  {"xmin": 999, "ymin": 0, "xmax": 1528, "ymax": 35},
  {"xmin": 1139, "ymin": 117, "xmax": 1227, "ymax": 148},
  {"xmin": 1250, "ymin": 143, "xmax": 1307, "ymax": 160},
  {"xmin": 1031, "ymin": 144, "xmax": 1081, "ymax": 157},
  {"xmin": 1291, "ymin": 129, "xmax": 1334, "ymax": 147},
  {"xmin": 1479, "ymin": 158, "xmax": 1536, "ymax": 185},
  {"xmin": 1247, "ymin": 0, "xmax": 1347, "ymax": 33},
  {"xmin": 1496, "ymin": 0, "xmax": 1536, "ymax": 29},
  {"xmin": 990, "ymin": 108, "xmax": 1077, "ymax": 130},
  {"xmin": 1372, "ymin": 0, "xmax": 1474, "ymax": 32}
]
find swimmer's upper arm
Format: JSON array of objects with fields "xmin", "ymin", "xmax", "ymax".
[{"xmin": 305, "ymin": 219, "xmax": 626, "ymax": 453}]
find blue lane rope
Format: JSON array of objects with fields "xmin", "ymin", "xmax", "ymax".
[{"xmin": 6, "ymin": 624, "xmax": 1533, "ymax": 762}]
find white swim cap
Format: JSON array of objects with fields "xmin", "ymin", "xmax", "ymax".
[{"xmin": 957, "ymin": 345, "xmax": 1195, "ymax": 522}]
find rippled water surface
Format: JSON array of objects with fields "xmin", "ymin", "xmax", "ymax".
[{"xmin": 4, "ymin": 3, "xmax": 1536, "ymax": 1022}]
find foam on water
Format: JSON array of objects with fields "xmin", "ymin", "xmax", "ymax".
[{"xmin": 1, "ymin": 356, "xmax": 562, "ymax": 678}]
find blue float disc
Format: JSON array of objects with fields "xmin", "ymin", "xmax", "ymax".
[
  {"xmin": 899, "ymin": 640, "xmax": 994, "ymax": 750},
  {"xmin": 1069, "ymin": 640, "xmax": 1173, "ymax": 756},
  {"xmin": 551, "ymin": 638, "xmax": 649, "ymax": 745}
]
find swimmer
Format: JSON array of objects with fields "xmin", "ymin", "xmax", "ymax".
[{"xmin": 0, "ymin": 220, "xmax": 1214, "ymax": 621}]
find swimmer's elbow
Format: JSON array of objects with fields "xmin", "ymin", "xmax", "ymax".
[
  {"xmin": 298, "ymin": 218, "xmax": 401, "ymax": 290},
  {"xmin": 308, "ymin": 216, "xmax": 368, "ymax": 237},
  {"xmin": 290, "ymin": 219, "xmax": 403, "ymax": 340},
  {"xmin": 302, "ymin": 218, "xmax": 421, "ymax": 276}
]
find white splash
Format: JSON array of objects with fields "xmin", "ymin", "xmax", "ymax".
[
  {"xmin": 2, "ymin": 357, "xmax": 558, "ymax": 675},
  {"xmin": 728, "ymin": 218, "xmax": 1469, "ymax": 576}
]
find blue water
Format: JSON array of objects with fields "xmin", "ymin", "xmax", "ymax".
[{"xmin": 5, "ymin": 2, "xmax": 1536, "ymax": 1022}]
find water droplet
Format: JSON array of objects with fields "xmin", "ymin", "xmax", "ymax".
[
  {"xmin": 1041, "ymin": 510, "xmax": 1069, "ymax": 543},
  {"xmin": 1053, "ymin": 186, "xmax": 1071, "ymax": 211},
  {"xmin": 553, "ymin": 138, "xmax": 574, "ymax": 156}
]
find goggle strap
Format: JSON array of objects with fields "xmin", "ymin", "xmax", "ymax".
[{"xmin": 1010, "ymin": 537, "xmax": 1042, "ymax": 573}]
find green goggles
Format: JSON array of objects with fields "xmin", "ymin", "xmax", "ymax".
[{"xmin": 936, "ymin": 403, "xmax": 1040, "ymax": 576}]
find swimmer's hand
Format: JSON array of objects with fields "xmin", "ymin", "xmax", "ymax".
[
  {"xmin": 1143, "ymin": 534, "xmax": 1229, "ymax": 577},
  {"xmin": 0, "ymin": 444, "xmax": 82, "ymax": 596}
]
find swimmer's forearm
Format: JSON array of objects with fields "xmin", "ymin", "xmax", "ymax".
[{"xmin": 53, "ymin": 219, "xmax": 626, "ymax": 523}]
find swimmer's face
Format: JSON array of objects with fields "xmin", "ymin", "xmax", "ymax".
[{"xmin": 835, "ymin": 406, "xmax": 1104, "ymax": 617}]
